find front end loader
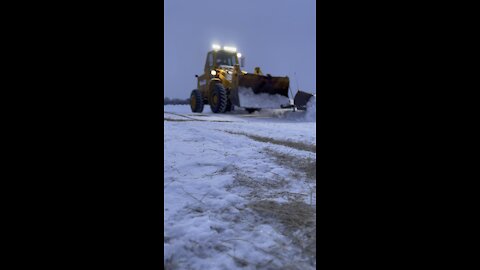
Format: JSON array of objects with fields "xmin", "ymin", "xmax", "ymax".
[{"xmin": 190, "ymin": 46, "xmax": 314, "ymax": 114}]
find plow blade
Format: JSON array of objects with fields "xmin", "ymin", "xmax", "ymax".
[
  {"xmin": 293, "ymin": 90, "xmax": 315, "ymax": 110},
  {"xmin": 230, "ymin": 74, "xmax": 290, "ymax": 108}
]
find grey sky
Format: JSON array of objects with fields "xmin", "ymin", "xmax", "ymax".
[{"xmin": 164, "ymin": 0, "xmax": 316, "ymax": 99}]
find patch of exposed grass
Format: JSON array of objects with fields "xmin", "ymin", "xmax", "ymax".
[
  {"xmin": 263, "ymin": 148, "xmax": 316, "ymax": 181},
  {"xmin": 248, "ymin": 200, "xmax": 316, "ymax": 262},
  {"xmin": 249, "ymin": 200, "xmax": 315, "ymax": 231},
  {"xmin": 226, "ymin": 172, "xmax": 291, "ymax": 201},
  {"xmin": 223, "ymin": 130, "xmax": 316, "ymax": 153},
  {"xmin": 229, "ymin": 172, "xmax": 288, "ymax": 191}
]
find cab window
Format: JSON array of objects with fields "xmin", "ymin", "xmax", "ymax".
[
  {"xmin": 205, "ymin": 52, "xmax": 213, "ymax": 69},
  {"xmin": 215, "ymin": 51, "xmax": 236, "ymax": 66}
]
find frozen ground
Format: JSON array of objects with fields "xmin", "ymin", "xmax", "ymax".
[{"xmin": 164, "ymin": 104, "xmax": 316, "ymax": 270}]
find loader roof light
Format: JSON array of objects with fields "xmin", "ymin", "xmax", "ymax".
[
  {"xmin": 211, "ymin": 70, "xmax": 217, "ymax": 76},
  {"xmin": 237, "ymin": 53, "xmax": 242, "ymax": 58},
  {"xmin": 223, "ymin": 46, "xmax": 237, "ymax": 52},
  {"xmin": 212, "ymin": 44, "xmax": 221, "ymax": 50}
]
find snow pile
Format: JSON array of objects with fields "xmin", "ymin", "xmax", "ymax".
[
  {"xmin": 238, "ymin": 87, "xmax": 290, "ymax": 109},
  {"xmin": 304, "ymin": 95, "xmax": 316, "ymax": 122}
]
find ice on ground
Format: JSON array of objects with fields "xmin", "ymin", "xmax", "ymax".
[{"xmin": 238, "ymin": 87, "xmax": 290, "ymax": 109}]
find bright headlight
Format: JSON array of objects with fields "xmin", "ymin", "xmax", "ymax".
[
  {"xmin": 223, "ymin": 46, "xmax": 237, "ymax": 52},
  {"xmin": 211, "ymin": 70, "xmax": 217, "ymax": 76},
  {"xmin": 212, "ymin": 44, "xmax": 221, "ymax": 50},
  {"xmin": 237, "ymin": 53, "xmax": 242, "ymax": 58}
]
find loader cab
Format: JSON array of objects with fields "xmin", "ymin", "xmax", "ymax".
[
  {"xmin": 214, "ymin": 50, "xmax": 237, "ymax": 67},
  {"xmin": 205, "ymin": 50, "xmax": 239, "ymax": 72}
]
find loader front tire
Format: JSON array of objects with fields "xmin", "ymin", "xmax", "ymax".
[
  {"xmin": 225, "ymin": 99, "xmax": 234, "ymax": 112},
  {"xmin": 210, "ymin": 83, "xmax": 227, "ymax": 113},
  {"xmin": 190, "ymin": 89, "xmax": 204, "ymax": 113}
]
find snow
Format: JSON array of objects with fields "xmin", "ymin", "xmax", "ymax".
[
  {"xmin": 238, "ymin": 87, "xmax": 291, "ymax": 109},
  {"xmin": 164, "ymin": 105, "xmax": 316, "ymax": 269},
  {"xmin": 305, "ymin": 95, "xmax": 316, "ymax": 122},
  {"xmin": 164, "ymin": 104, "xmax": 199, "ymax": 114}
]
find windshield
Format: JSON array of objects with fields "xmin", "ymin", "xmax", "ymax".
[{"xmin": 215, "ymin": 51, "xmax": 237, "ymax": 66}]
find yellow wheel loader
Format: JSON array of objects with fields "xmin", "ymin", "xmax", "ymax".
[{"xmin": 190, "ymin": 47, "xmax": 314, "ymax": 113}]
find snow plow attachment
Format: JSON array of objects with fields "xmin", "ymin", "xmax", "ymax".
[
  {"xmin": 294, "ymin": 90, "xmax": 315, "ymax": 110},
  {"xmin": 230, "ymin": 73, "xmax": 291, "ymax": 109}
]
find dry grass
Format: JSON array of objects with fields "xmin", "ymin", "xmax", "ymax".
[
  {"xmin": 249, "ymin": 200, "xmax": 315, "ymax": 229},
  {"xmin": 226, "ymin": 172, "xmax": 300, "ymax": 202},
  {"xmin": 263, "ymin": 148, "xmax": 316, "ymax": 182},
  {"xmin": 228, "ymin": 172, "xmax": 288, "ymax": 191},
  {"xmin": 222, "ymin": 131, "xmax": 316, "ymax": 153},
  {"xmin": 248, "ymin": 200, "xmax": 316, "ymax": 261}
]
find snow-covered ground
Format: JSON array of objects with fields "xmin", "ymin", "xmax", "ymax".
[{"xmin": 164, "ymin": 104, "xmax": 316, "ymax": 270}]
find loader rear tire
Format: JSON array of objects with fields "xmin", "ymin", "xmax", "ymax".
[
  {"xmin": 190, "ymin": 89, "xmax": 204, "ymax": 113},
  {"xmin": 210, "ymin": 83, "xmax": 227, "ymax": 113}
]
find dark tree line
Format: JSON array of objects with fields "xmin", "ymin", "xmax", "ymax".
[{"xmin": 164, "ymin": 97, "xmax": 190, "ymax": 105}]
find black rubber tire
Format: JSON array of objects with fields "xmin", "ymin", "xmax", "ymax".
[
  {"xmin": 225, "ymin": 99, "xmax": 234, "ymax": 112},
  {"xmin": 246, "ymin": 108, "xmax": 261, "ymax": 114},
  {"xmin": 190, "ymin": 89, "xmax": 204, "ymax": 113},
  {"xmin": 209, "ymin": 83, "xmax": 228, "ymax": 113}
]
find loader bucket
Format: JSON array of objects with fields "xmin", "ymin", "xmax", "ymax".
[
  {"xmin": 230, "ymin": 74, "xmax": 290, "ymax": 109},
  {"xmin": 293, "ymin": 90, "xmax": 314, "ymax": 110}
]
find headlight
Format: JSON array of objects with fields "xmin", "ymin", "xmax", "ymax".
[
  {"xmin": 211, "ymin": 70, "xmax": 217, "ymax": 76},
  {"xmin": 223, "ymin": 46, "xmax": 237, "ymax": 52}
]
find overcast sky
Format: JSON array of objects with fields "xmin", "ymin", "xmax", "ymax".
[{"xmin": 164, "ymin": 0, "xmax": 316, "ymax": 99}]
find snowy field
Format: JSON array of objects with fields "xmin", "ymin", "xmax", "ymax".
[{"xmin": 164, "ymin": 104, "xmax": 316, "ymax": 269}]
